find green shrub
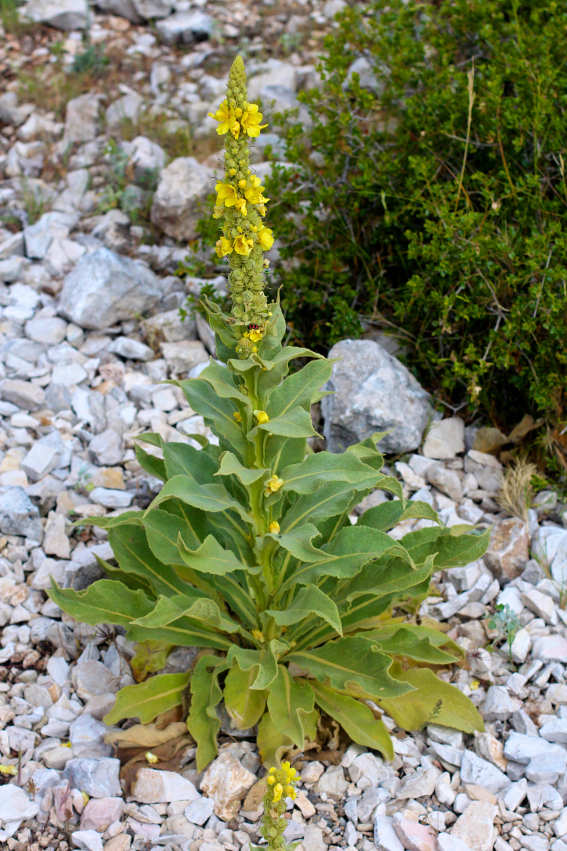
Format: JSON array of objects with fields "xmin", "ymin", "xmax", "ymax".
[
  {"xmin": 49, "ymin": 57, "xmax": 487, "ymax": 771},
  {"xmin": 264, "ymin": 0, "xmax": 567, "ymax": 435}
]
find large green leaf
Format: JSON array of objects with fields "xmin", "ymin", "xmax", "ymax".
[
  {"xmin": 281, "ymin": 452, "xmax": 380, "ymax": 494},
  {"xmin": 339, "ymin": 556, "xmax": 434, "ymax": 604},
  {"xmin": 135, "ymin": 444, "xmax": 166, "ymax": 481},
  {"xmin": 48, "ymin": 579, "xmax": 153, "ymax": 627},
  {"xmin": 367, "ymin": 625, "xmax": 460, "ymax": 664},
  {"xmin": 377, "ymin": 663, "xmax": 484, "ymax": 734},
  {"xmin": 108, "ymin": 523, "xmax": 188, "ymax": 597},
  {"xmin": 267, "ymin": 666, "xmax": 315, "ymax": 749},
  {"xmin": 104, "ymin": 671, "xmax": 190, "ymax": 725},
  {"xmin": 288, "ymin": 636, "xmax": 411, "ymax": 701},
  {"xmin": 310, "ymin": 681, "xmax": 394, "ymax": 760},
  {"xmin": 224, "ymin": 663, "xmax": 267, "ymax": 730},
  {"xmin": 131, "ymin": 592, "xmax": 244, "ymax": 636},
  {"xmin": 149, "ymin": 474, "xmax": 250, "ymax": 525},
  {"xmin": 178, "ymin": 534, "xmax": 244, "ymax": 575},
  {"xmin": 127, "ymin": 616, "xmax": 233, "ymax": 650},
  {"xmin": 227, "ymin": 641, "xmax": 284, "ymax": 690},
  {"xmin": 364, "ymin": 623, "xmax": 464, "ymax": 659},
  {"xmin": 257, "ymin": 407, "xmax": 316, "ymax": 438},
  {"xmin": 359, "ymin": 499, "xmax": 439, "ymax": 531},
  {"xmin": 187, "ymin": 655, "xmax": 227, "ymax": 770},
  {"xmin": 270, "ymin": 523, "xmax": 323, "ymax": 563},
  {"xmin": 195, "ymin": 359, "xmax": 249, "ymax": 405},
  {"xmin": 282, "ymin": 479, "xmax": 379, "ymax": 532},
  {"xmin": 267, "ymin": 359, "xmax": 333, "ymax": 416},
  {"xmin": 257, "ymin": 705, "xmax": 319, "ymax": 767},
  {"xmin": 143, "ymin": 507, "xmax": 200, "ymax": 564},
  {"xmin": 435, "ymin": 528, "xmax": 490, "ymax": 567},
  {"xmin": 163, "ymin": 442, "xmax": 218, "ymax": 483},
  {"xmin": 267, "ymin": 585, "xmax": 342, "ymax": 636},
  {"xmin": 216, "ymin": 451, "xmax": 268, "ymax": 486},
  {"xmin": 280, "ymin": 525, "xmax": 407, "ymax": 591},
  {"xmin": 176, "ymin": 377, "xmax": 249, "ymax": 457}
]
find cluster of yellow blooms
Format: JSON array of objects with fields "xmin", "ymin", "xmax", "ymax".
[
  {"xmin": 208, "ymin": 56, "xmax": 274, "ymax": 338},
  {"xmin": 266, "ymin": 761, "xmax": 298, "ymax": 803}
]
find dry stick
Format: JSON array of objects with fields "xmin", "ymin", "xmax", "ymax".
[{"xmin": 455, "ymin": 62, "xmax": 475, "ymax": 210}]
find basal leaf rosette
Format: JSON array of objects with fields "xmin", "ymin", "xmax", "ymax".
[{"xmin": 48, "ymin": 56, "xmax": 488, "ymax": 772}]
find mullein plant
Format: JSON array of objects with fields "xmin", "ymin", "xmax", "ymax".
[{"xmin": 49, "ymin": 58, "xmax": 488, "ymax": 784}]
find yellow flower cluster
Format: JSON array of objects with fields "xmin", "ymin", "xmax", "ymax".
[
  {"xmin": 266, "ymin": 761, "xmax": 298, "ymax": 803},
  {"xmin": 265, "ymin": 475, "xmax": 284, "ymax": 496},
  {"xmin": 208, "ymin": 100, "xmax": 267, "ymax": 140},
  {"xmin": 208, "ymin": 56, "xmax": 274, "ymax": 335}
]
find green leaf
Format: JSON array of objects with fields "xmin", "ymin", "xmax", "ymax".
[
  {"xmin": 227, "ymin": 641, "xmax": 283, "ymax": 690},
  {"xmin": 195, "ymin": 359, "xmax": 250, "ymax": 405},
  {"xmin": 310, "ymin": 680, "xmax": 394, "ymax": 760},
  {"xmin": 267, "ymin": 585, "xmax": 342, "ymax": 636},
  {"xmin": 281, "ymin": 452, "xmax": 379, "ymax": 494},
  {"xmin": 435, "ymin": 528, "xmax": 490, "ymax": 567},
  {"xmin": 282, "ymin": 526, "xmax": 407, "ymax": 590},
  {"xmin": 340, "ymin": 556, "xmax": 434, "ymax": 604},
  {"xmin": 377, "ymin": 663, "xmax": 485, "ymax": 734},
  {"xmin": 104, "ymin": 671, "xmax": 190, "ymax": 725},
  {"xmin": 143, "ymin": 507, "xmax": 201, "ymax": 564},
  {"xmin": 282, "ymin": 478, "xmax": 380, "ymax": 532},
  {"xmin": 270, "ymin": 523, "xmax": 323, "ymax": 563},
  {"xmin": 187, "ymin": 655, "xmax": 227, "ymax": 770},
  {"xmin": 257, "ymin": 712, "xmax": 293, "ymax": 768},
  {"xmin": 176, "ymin": 378, "xmax": 248, "ymax": 457},
  {"xmin": 367, "ymin": 625, "xmax": 460, "ymax": 664},
  {"xmin": 267, "ymin": 666, "xmax": 315, "ymax": 749},
  {"xmin": 163, "ymin": 441, "xmax": 219, "ymax": 483},
  {"xmin": 224, "ymin": 664, "xmax": 267, "ymax": 730},
  {"xmin": 267, "ymin": 359, "xmax": 333, "ymax": 416},
  {"xmin": 126, "ymin": 616, "xmax": 232, "ymax": 651},
  {"xmin": 108, "ymin": 523, "xmax": 188, "ymax": 597},
  {"xmin": 132, "ymin": 592, "xmax": 244, "ymax": 636},
  {"xmin": 97, "ymin": 557, "xmax": 154, "ymax": 596},
  {"xmin": 216, "ymin": 451, "xmax": 268, "ymax": 486},
  {"xmin": 130, "ymin": 640, "xmax": 174, "ymax": 683},
  {"xmin": 48, "ymin": 579, "xmax": 153, "ymax": 627},
  {"xmin": 177, "ymin": 534, "xmax": 244, "ymax": 575},
  {"xmin": 135, "ymin": 444, "xmax": 166, "ymax": 481},
  {"xmin": 257, "ymin": 407, "xmax": 316, "ymax": 438},
  {"xmin": 287, "ymin": 636, "xmax": 412, "ymax": 701},
  {"xmin": 149, "ymin": 474, "xmax": 250, "ymax": 524}
]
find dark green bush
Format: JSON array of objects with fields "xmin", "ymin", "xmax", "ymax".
[{"xmin": 264, "ymin": 0, "xmax": 567, "ymax": 436}]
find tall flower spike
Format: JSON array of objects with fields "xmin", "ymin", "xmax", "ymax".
[{"xmin": 209, "ymin": 56, "xmax": 273, "ymax": 348}]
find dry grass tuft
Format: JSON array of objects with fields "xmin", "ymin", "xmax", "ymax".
[{"xmin": 497, "ymin": 458, "xmax": 538, "ymax": 520}]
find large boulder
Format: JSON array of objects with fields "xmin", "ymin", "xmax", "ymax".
[
  {"xmin": 22, "ymin": 0, "xmax": 88, "ymax": 29},
  {"xmin": 322, "ymin": 339, "xmax": 433, "ymax": 454},
  {"xmin": 151, "ymin": 157, "xmax": 214, "ymax": 242},
  {"xmin": 95, "ymin": 0, "xmax": 141, "ymax": 23},
  {"xmin": 59, "ymin": 248, "xmax": 168, "ymax": 330}
]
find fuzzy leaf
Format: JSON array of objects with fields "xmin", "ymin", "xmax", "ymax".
[
  {"xmin": 130, "ymin": 640, "xmax": 174, "ymax": 683},
  {"xmin": 257, "ymin": 407, "xmax": 317, "ymax": 438},
  {"xmin": 187, "ymin": 655, "xmax": 227, "ymax": 770},
  {"xmin": 48, "ymin": 579, "xmax": 153, "ymax": 627},
  {"xmin": 376, "ymin": 663, "xmax": 484, "ymax": 733},
  {"xmin": 149, "ymin": 474, "xmax": 250, "ymax": 524},
  {"xmin": 257, "ymin": 706, "xmax": 318, "ymax": 767},
  {"xmin": 270, "ymin": 523, "xmax": 323, "ymax": 563},
  {"xmin": 224, "ymin": 664, "xmax": 267, "ymax": 730},
  {"xmin": 360, "ymin": 499, "xmax": 439, "ymax": 531},
  {"xmin": 176, "ymin": 377, "xmax": 248, "ymax": 457},
  {"xmin": 227, "ymin": 641, "xmax": 284, "ymax": 690},
  {"xmin": 177, "ymin": 534, "xmax": 244, "ymax": 575},
  {"xmin": 281, "ymin": 452, "xmax": 379, "ymax": 494},
  {"xmin": 267, "ymin": 666, "xmax": 315, "ymax": 749},
  {"xmin": 143, "ymin": 507, "xmax": 201, "ymax": 564},
  {"xmin": 367, "ymin": 625, "xmax": 460, "ymax": 664},
  {"xmin": 310, "ymin": 681, "xmax": 394, "ymax": 760},
  {"xmin": 195, "ymin": 359, "xmax": 249, "ymax": 405},
  {"xmin": 126, "ymin": 617, "xmax": 232, "ymax": 651},
  {"xmin": 104, "ymin": 672, "xmax": 190, "ymax": 725},
  {"xmin": 267, "ymin": 359, "xmax": 333, "ymax": 416},
  {"xmin": 132, "ymin": 592, "xmax": 243, "ymax": 635},
  {"xmin": 163, "ymin": 442, "xmax": 218, "ymax": 483},
  {"xmin": 135, "ymin": 444, "xmax": 166, "ymax": 481},
  {"xmin": 216, "ymin": 451, "xmax": 268, "ymax": 486},
  {"xmin": 108, "ymin": 523, "xmax": 188, "ymax": 597},
  {"xmin": 267, "ymin": 585, "xmax": 342, "ymax": 636},
  {"xmin": 287, "ymin": 636, "xmax": 411, "ymax": 701}
]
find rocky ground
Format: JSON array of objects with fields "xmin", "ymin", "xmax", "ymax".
[{"xmin": 1, "ymin": 1, "xmax": 567, "ymax": 850}]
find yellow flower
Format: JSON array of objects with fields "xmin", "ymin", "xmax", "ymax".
[
  {"xmin": 255, "ymin": 410, "xmax": 270, "ymax": 424},
  {"xmin": 257, "ymin": 204, "xmax": 267, "ymax": 217},
  {"xmin": 245, "ymin": 174, "xmax": 268, "ymax": 205},
  {"xmin": 233, "ymin": 411, "xmax": 242, "ymax": 422},
  {"xmin": 267, "ymin": 774, "xmax": 276, "ymax": 785},
  {"xmin": 145, "ymin": 752, "xmax": 159, "ymax": 764},
  {"xmin": 269, "ymin": 521, "xmax": 280, "ymax": 534},
  {"xmin": 209, "ymin": 100, "xmax": 237, "ymax": 136},
  {"xmin": 0, "ymin": 765, "xmax": 16, "ymax": 776},
  {"xmin": 215, "ymin": 182, "xmax": 238, "ymax": 208},
  {"xmin": 252, "ymin": 628, "xmax": 264, "ymax": 642},
  {"xmin": 233, "ymin": 235, "xmax": 254, "ymax": 256},
  {"xmin": 272, "ymin": 782, "xmax": 283, "ymax": 803},
  {"xmin": 286, "ymin": 785, "xmax": 296, "ymax": 799},
  {"xmin": 257, "ymin": 227, "xmax": 274, "ymax": 251},
  {"xmin": 248, "ymin": 328, "xmax": 263, "ymax": 343},
  {"xmin": 215, "ymin": 237, "xmax": 233, "ymax": 257},
  {"xmin": 234, "ymin": 196, "xmax": 248, "ymax": 217},
  {"xmin": 265, "ymin": 475, "xmax": 284, "ymax": 494},
  {"xmin": 241, "ymin": 102, "xmax": 268, "ymax": 137}
]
